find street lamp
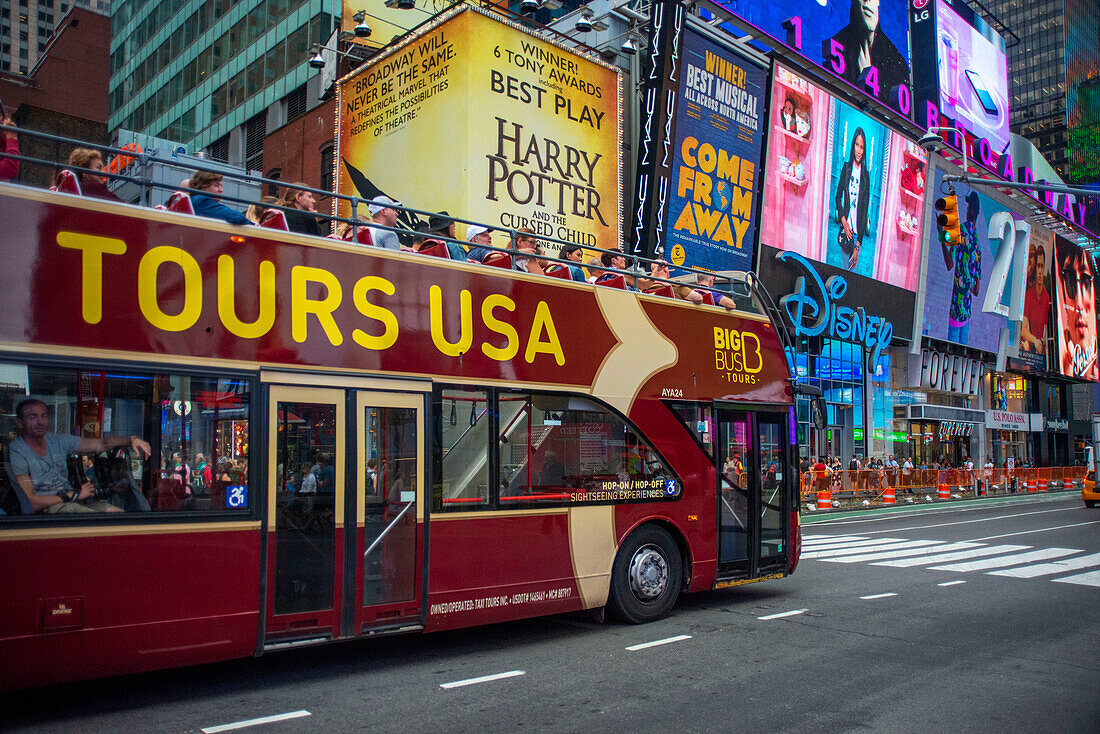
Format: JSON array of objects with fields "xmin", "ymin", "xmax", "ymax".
[{"xmin": 353, "ymin": 10, "xmax": 371, "ymax": 38}]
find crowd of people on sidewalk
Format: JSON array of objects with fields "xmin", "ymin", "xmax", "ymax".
[{"xmin": 0, "ymin": 124, "xmax": 737, "ymax": 311}]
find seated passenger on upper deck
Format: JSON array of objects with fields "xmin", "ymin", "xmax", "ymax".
[
  {"xmin": 598, "ymin": 249, "xmax": 638, "ymax": 291},
  {"xmin": 8, "ymin": 398, "xmax": 152, "ymax": 514},
  {"xmin": 513, "ymin": 228, "xmax": 546, "ymax": 275},
  {"xmin": 465, "ymin": 224, "xmax": 495, "ymax": 263},
  {"xmin": 675, "ymin": 271, "xmax": 737, "ymax": 310},
  {"xmin": 62, "ymin": 148, "xmax": 123, "ymax": 202},
  {"xmin": 279, "ymin": 184, "xmax": 321, "ymax": 236},
  {"xmin": 559, "ymin": 245, "xmax": 588, "ymax": 282},
  {"xmin": 365, "ymin": 196, "xmax": 402, "ymax": 250},
  {"xmin": 189, "ymin": 171, "xmax": 251, "ymax": 226}
]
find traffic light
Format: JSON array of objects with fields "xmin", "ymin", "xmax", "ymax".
[{"xmin": 934, "ymin": 193, "xmax": 962, "ymax": 245}]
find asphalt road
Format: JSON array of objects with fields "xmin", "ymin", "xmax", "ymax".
[{"xmin": 4, "ymin": 493, "xmax": 1098, "ymax": 733}]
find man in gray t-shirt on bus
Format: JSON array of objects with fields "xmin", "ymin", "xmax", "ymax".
[{"xmin": 8, "ymin": 398, "xmax": 152, "ymax": 514}]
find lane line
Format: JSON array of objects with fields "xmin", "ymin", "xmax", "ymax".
[
  {"xmin": 202, "ymin": 711, "xmax": 311, "ymax": 733},
  {"xmin": 758, "ymin": 609, "xmax": 807, "ymax": 620},
  {"xmin": 989, "ymin": 552, "xmax": 1100, "ymax": 579},
  {"xmin": 859, "ymin": 593, "xmax": 898, "ymax": 599},
  {"xmin": 1051, "ymin": 569, "xmax": 1100, "ymax": 588},
  {"xmin": 625, "ymin": 634, "xmax": 692, "ymax": 651},
  {"xmin": 440, "ymin": 671, "xmax": 526, "ymax": 689},
  {"xmin": 969, "ymin": 520, "xmax": 1100, "ymax": 542},
  {"xmin": 821, "ymin": 506, "xmax": 1078, "ymax": 534},
  {"xmin": 930, "ymin": 547, "xmax": 1084, "ymax": 572},
  {"xmin": 873, "ymin": 544, "xmax": 1030, "ymax": 568},
  {"xmin": 802, "ymin": 539, "xmax": 942, "ymax": 559},
  {"xmin": 937, "ymin": 580, "xmax": 967, "ymax": 587},
  {"xmin": 820, "ymin": 542, "xmax": 983, "ymax": 564},
  {"xmin": 802, "ymin": 537, "xmax": 914, "ymax": 550}
]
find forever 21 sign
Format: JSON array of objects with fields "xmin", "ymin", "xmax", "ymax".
[{"xmin": 912, "ymin": 349, "xmax": 985, "ymax": 396}]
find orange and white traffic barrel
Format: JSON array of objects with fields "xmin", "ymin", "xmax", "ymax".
[
  {"xmin": 882, "ymin": 486, "xmax": 896, "ymax": 504},
  {"xmin": 1038, "ymin": 478, "xmax": 1048, "ymax": 492},
  {"xmin": 1027, "ymin": 479, "xmax": 1037, "ymax": 493},
  {"xmin": 938, "ymin": 483, "xmax": 950, "ymax": 500},
  {"xmin": 817, "ymin": 490, "xmax": 832, "ymax": 510}
]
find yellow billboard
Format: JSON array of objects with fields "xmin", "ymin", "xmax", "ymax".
[{"xmin": 336, "ymin": 5, "xmax": 622, "ymax": 254}]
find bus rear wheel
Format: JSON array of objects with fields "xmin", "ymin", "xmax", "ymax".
[{"xmin": 608, "ymin": 525, "xmax": 683, "ymax": 623}]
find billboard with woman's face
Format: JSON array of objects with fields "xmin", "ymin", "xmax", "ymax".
[
  {"xmin": 760, "ymin": 67, "xmax": 926, "ymax": 291},
  {"xmin": 1053, "ymin": 237, "xmax": 1098, "ymax": 381}
]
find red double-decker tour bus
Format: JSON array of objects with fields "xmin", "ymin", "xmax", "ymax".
[{"xmin": 0, "ymin": 181, "xmax": 800, "ymax": 690}]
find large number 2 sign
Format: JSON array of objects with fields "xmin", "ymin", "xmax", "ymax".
[{"xmin": 982, "ymin": 212, "xmax": 1031, "ymax": 322}]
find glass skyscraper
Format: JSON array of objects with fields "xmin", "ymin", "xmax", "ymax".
[{"xmin": 108, "ymin": 0, "xmax": 335, "ymax": 167}]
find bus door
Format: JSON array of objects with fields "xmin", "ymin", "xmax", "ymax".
[
  {"xmin": 263, "ymin": 381, "xmax": 425, "ymax": 646},
  {"xmin": 716, "ymin": 408, "xmax": 791, "ymax": 579}
]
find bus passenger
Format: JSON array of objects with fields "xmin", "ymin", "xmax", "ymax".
[
  {"xmin": 465, "ymin": 225, "xmax": 494, "ymax": 263},
  {"xmin": 8, "ymin": 398, "xmax": 152, "ymax": 514},
  {"xmin": 62, "ymin": 148, "xmax": 122, "ymax": 202},
  {"xmin": 598, "ymin": 249, "xmax": 637, "ymax": 291},
  {"xmin": 513, "ymin": 228, "xmax": 545, "ymax": 275},
  {"xmin": 189, "ymin": 171, "xmax": 250, "ymax": 225},
  {"xmin": 675, "ymin": 271, "xmax": 736, "ymax": 310},
  {"xmin": 365, "ymin": 196, "xmax": 402, "ymax": 250},
  {"xmin": 245, "ymin": 195, "xmax": 278, "ymax": 225},
  {"xmin": 279, "ymin": 184, "xmax": 321, "ymax": 236},
  {"xmin": 0, "ymin": 110, "xmax": 20, "ymax": 181},
  {"xmin": 559, "ymin": 245, "xmax": 588, "ymax": 282}
]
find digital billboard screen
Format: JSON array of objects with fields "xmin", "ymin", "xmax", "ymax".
[
  {"xmin": 663, "ymin": 30, "xmax": 767, "ymax": 272},
  {"xmin": 1011, "ymin": 224, "xmax": 1053, "ymax": 373},
  {"xmin": 920, "ymin": 168, "xmax": 1029, "ymax": 354},
  {"xmin": 707, "ymin": 0, "xmax": 913, "ymax": 117},
  {"xmin": 911, "ymin": 0, "xmax": 1010, "ymax": 170},
  {"xmin": 760, "ymin": 67, "xmax": 926, "ymax": 292},
  {"xmin": 1053, "ymin": 236, "xmax": 1098, "ymax": 381}
]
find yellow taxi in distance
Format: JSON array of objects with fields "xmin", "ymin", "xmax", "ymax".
[{"xmin": 1084, "ymin": 471, "xmax": 1098, "ymax": 508}]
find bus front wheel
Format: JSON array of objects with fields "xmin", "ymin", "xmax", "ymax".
[{"xmin": 608, "ymin": 525, "xmax": 683, "ymax": 623}]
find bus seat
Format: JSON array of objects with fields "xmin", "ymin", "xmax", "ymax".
[
  {"xmin": 165, "ymin": 191, "xmax": 195, "ymax": 214},
  {"xmin": 595, "ymin": 273, "xmax": 626, "ymax": 289},
  {"xmin": 644, "ymin": 284, "xmax": 675, "ymax": 298},
  {"xmin": 482, "ymin": 252, "xmax": 512, "ymax": 269},
  {"xmin": 55, "ymin": 169, "xmax": 82, "ymax": 196},
  {"xmin": 260, "ymin": 209, "xmax": 289, "ymax": 230},
  {"xmin": 343, "ymin": 225, "xmax": 373, "ymax": 245},
  {"xmin": 2, "ymin": 460, "xmax": 33, "ymax": 515},
  {"xmin": 543, "ymin": 264, "xmax": 572, "ymax": 280},
  {"xmin": 695, "ymin": 289, "xmax": 715, "ymax": 306},
  {"xmin": 417, "ymin": 239, "xmax": 451, "ymax": 259}
]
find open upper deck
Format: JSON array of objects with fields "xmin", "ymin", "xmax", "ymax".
[{"xmin": 0, "ymin": 179, "xmax": 791, "ymax": 407}]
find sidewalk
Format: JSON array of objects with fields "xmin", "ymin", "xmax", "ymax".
[{"xmin": 802, "ymin": 488, "xmax": 1078, "ymax": 524}]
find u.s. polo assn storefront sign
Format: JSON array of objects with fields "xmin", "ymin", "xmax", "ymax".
[{"xmin": 986, "ymin": 410, "xmax": 1029, "ymax": 431}]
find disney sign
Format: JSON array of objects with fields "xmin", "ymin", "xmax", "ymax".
[{"xmin": 777, "ymin": 251, "xmax": 894, "ymax": 365}]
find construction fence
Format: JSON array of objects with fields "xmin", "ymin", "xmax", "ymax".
[{"xmin": 800, "ymin": 466, "xmax": 1087, "ymax": 509}]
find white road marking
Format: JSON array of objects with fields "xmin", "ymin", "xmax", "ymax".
[
  {"xmin": 802, "ymin": 535, "xmax": 870, "ymax": 545},
  {"xmin": 625, "ymin": 634, "xmax": 692, "ymax": 651},
  {"xmin": 874, "ymin": 544, "xmax": 1030, "ymax": 568},
  {"xmin": 202, "ymin": 711, "xmax": 311, "ymax": 733},
  {"xmin": 1051, "ymin": 569, "xmax": 1100, "ymax": 588},
  {"xmin": 802, "ymin": 539, "xmax": 943, "ymax": 559},
  {"xmin": 758, "ymin": 609, "xmax": 807, "ymax": 620},
  {"xmin": 820, "ymin": 542, "xmax": 983, "ymax": 564},
  {"xmin": 969, "ymin": 520, "xmax": 1100, "ymax": 542},
  {"xmin": 440, "ymin": 671, "xmax": 526, "ymax": 689},
  {"xmin": 831, "ymin": 506, "xmax": 1078, "ymax": 535},
  {"xmin": 989, "ymin": 552, "xmax": 1100, "ymax": 579},
  {"xmin": 930, "ymin": 547, "xmax": 1083, "ymax": 572},
  {"xmin": 816, "ymin": 498, "xmax": 1076, "ymax": 528},
  {"xmin": 859, "ymin": 593, "xmax": 898, "ymax": 599},
  {"xmin": 937, "ymin": 580, "xmax": 967, "ymax": 587}
]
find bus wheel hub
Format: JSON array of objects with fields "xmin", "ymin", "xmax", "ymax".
[{"xmin": 629, "ymin": 546, "xmax": 669, "ymax": 600}]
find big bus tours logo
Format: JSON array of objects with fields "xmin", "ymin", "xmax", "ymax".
[{"xmin": 713, "ymin": 326, "xmax": 762, "ymax": 383}]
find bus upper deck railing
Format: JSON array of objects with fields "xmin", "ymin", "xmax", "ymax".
[{"xmin": 0, "ymin": 124, "xmax": 785, "ymax": 322}]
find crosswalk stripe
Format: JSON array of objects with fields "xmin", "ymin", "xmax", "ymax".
[
  {"xmin": 929, "ymin": 547, "xmax": 1083, "ymax": 572},
  {"xmin": 801, "ymin": 539, "xmax": 941, "ymax": 559},
  {"xmin": 802, "ymin": 535, "xmax": 870, "ymax": 546},
  {"xmin": 989, "ymin": 552, "xmax": 1100, "ymax": 578},
  {"xmin": 801, "ymin": 538, "xmax": 887, "ymax": 550},
  {"xmin": 873, "ymin": 544, "xmax": 1030, "ymax": 568},
  {"xmin": 820, "ymin": 542, "xmax": 983, "ymax": 564},
  {"xmin": 1051, "ymin": 569, "xmax": 1100, "ymax": 588}
]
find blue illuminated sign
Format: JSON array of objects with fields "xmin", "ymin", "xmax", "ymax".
[{"xmin": 777, "ymin": 251, "xmax": 894, "ymax": 365}]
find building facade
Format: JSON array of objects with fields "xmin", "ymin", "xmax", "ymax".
[
  {"xmin": 0, "ymin": 0, "xmax": 108, "ymax": 75},
  {"xmin": 108, "ymin": 0, "xmax": 334, "ymax": 169},
  {"xmin": 982, "ymin": 0, "xmax": 1100, "ymax": 179}
]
